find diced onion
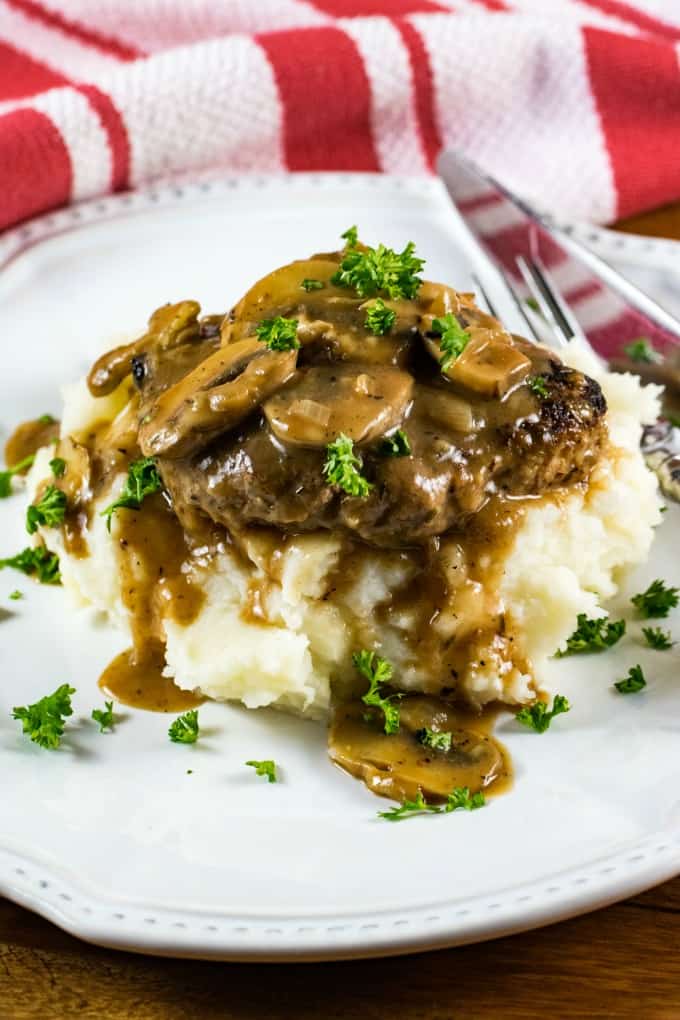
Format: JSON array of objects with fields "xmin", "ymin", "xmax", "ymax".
[
  {"xmin": 425, "ymin": 391, "xmax": 474, "ymax": 432},
  {"xmin": 289, "ymin": 399, "xmax": 331, "ymax": 427}
]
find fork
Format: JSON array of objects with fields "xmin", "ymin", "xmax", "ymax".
[{"xmin": 438, "ymin": 149, "xmax": 680, "ymax": 363}]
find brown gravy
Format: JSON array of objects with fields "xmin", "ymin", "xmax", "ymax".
[
  {"xmin": 5, "ymin": 416, "xmax": 59, "ymax": 467},
  {"xmin": 329, "ymin": 694, "xmax": 512, "ymax": 803},
  {"xmin": 99, "ymin": 640, "xmax": 205, "ymax": 712},
  {"xmin": 41, "ymin": 248, "xmax": 605, "ymax": 804}
]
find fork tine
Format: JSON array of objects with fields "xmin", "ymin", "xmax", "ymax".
[
  {"xmin": 530, "ymin": 255, "xmax": 585, "ymax": 343},
  {"xmin": 516, "ymin": 255, "xmax": 569, "ymax": 347},
  {"xmin": 471, "ymin": 271, "xmax": 542, "ymax": 343}
]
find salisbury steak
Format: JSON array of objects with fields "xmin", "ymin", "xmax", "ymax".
[
  {"xmin": 109, "ymin": 252, "xmax": 607, "ymax": 548},
  {"xmin": 156, "ymin": 351, "xmax": 606, "ymax": 548}
]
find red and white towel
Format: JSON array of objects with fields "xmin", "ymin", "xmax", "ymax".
[{"xmin": 2, "ymin": 0, "xmax": 680, "ymax": 234}]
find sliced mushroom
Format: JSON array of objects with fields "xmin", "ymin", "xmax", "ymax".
[
  {"xmin": 88, "ymin": 301, "xmax": 201, "ymax": 397},
  {"xmin": 423, "ymin": 326, "xmax": 531, "ymax": 400},
  {"xmin": 138, "ymin": 338, "xmax": 297, "ymax": 459},
  {"xmin": 222, "ymin": 259, "xmax": 341, "ymax": 344},
  {"xmin": 263, "ymin": 364, "xmax": 413, "ymax": 446},
  {"xmin": 328, "ymin": 695, "xmax": 508, "ymax": 803}
]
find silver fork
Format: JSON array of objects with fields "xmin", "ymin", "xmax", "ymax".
[
  {"xmin": 470, "ymin": 260, "xmax": 576, "ymax": 353},
  {"xmin": 440, "ymin": 148, "xmax": 680, "ymax": 359}
]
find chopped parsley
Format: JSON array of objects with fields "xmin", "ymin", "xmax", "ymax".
[
  {"xmin": 301, "ymin": 278, "xmax": 324, "ymax": 292},
  {"xmin": 38, "ymin": 413, "xmax": 56, "ymax": 425},
  {"xmin": 613, "ymin": 664, "xmax": 646, "ymax": 695},
  {"xmin": 255, "ymin": 315, "xmax": 300, "ymax": 352},
  {"xmin": 622, "ymin": 337, "xmax": 660, "ymax": 363},
  {"xmin": 516, "ymin": 694, "xmax": 570, "ymax": 733},
  {"xmin": 0, "ymin": 546, "xmax": 60, "ymax": 584},
  {"xmin": 168, "ymin": 709, "xmax": 199, "ymax": 744},
  {"xmin": 12, "ymin": 683, "xmax": 75, "ymax": 749},
  {"xmin": 378, "ymin": 786, "xmax": 485, "ymax": 822},
  {"xmin": 642, "ymin": 626, "xmax": 674, "ymax": 650},
  {"xmin": 353, "ymin": 649, "xmax": 401, "ymax": 734},
  {"xmin": 446, "ymin": 787, "xmax": 486, "ymax": 812},
  {"xmin": 631, "ymin": 579, "xmax": 679, "ymax": 619},
  {"xmin": 379, "ymin": 429, "xmax": 411, "ymax": 458},
  {"xmin": 341, "ymin": 225, "xmax": 359, "ymax": 249},
  {"xmin": 331, "ymin": 235, "xmax": 424, "ymax": 299},
  {"xmin": 528, "ymin": 375, "xmax": 549, "ymax": 399},
  {"xmin": 556, "ymin": 614, "xmax": 626, "ymax": 657},
  {"xmin": 49, "ymin": 457, "xmax": 66, "ymax": 478},
  {"xmin": 378, "ymin": 790, "xmax": 439, "ymax": 821},
  {"xmin": 364, "ymin": 297, "xmax": 396, "ymax": 336},
  {"xmin": 245, "ymin": 759, "xmax": 277, "ymax": 783},
  {"xmin": 323, "ymin": 434, "xmax": 373, "ymax": 497},
  {"xmin": 101, "ymin": 457, "xmax": 162, "ymax": 531},
  {"xmin": 0, "ymin": 454, "xmax": 35, "ymax": 498},
  {"xmin": 525, "ymin": 297, "xmax": 540, "ymax": 312},
  {"xmin": 9, "ymin": 590, "xmax": 22, "ymax": 601},
  {"xmin": 91, "ymin": 700, "xmax": 115, "ymax": 732},
  {"xmin": 26, "ymin": 484, "xmax": 67, "ymax": 534},
  {"xmin": 431, "ymin": 314, "xmax": 471, "ymax": 371},
  {"xmin": 416, "ymin": 728, "xmax": 452, "ymax": 753}
]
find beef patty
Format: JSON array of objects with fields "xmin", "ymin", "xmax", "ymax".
[{"xmin": 90, "ymin": 252, "xmax": 607, "ymax": 549}]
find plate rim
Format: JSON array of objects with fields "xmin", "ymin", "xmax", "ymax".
[
  {"xmin": 1, "ymin": 172, "xmax": 679, "ymax": 961},
  {"xmin": 2, "ymin": 834, "xmax": 678, "ymax": 961}
]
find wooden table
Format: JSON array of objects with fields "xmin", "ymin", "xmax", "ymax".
[{"xmin": 2, "ymin": 206, "xmax": 680, "ymax": 1020}]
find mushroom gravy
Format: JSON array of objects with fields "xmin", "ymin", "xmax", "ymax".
[{"xmin": 20, "ymin": 243, "xmax": 609, "ymax": 804}]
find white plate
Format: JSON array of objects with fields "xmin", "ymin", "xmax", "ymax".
[{"xmin": 1, "ymin": 175, "xmax": 679, "ymax": 961}]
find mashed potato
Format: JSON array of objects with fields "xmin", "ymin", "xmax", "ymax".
[{"xmin": 28, "ymin": 344, "xmax": 663, "ymax": 717}]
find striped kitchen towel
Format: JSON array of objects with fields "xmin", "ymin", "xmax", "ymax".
[{"xmin": 1, "ymin": 0, "xmax": 680, "ymax": 234}]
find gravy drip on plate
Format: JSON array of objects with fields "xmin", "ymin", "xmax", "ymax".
[
  {"xmin": 99, "ymin": 640, "xmax": 205, "ymax": 712},
  {"xmin": 5, "ymin": 416, "xmax": 59, "ymax": 467}
]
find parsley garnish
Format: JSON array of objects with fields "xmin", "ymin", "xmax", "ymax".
[
  {"xmin": 525, "ymin": 297, "xmax": 540, "ymax": 312},
  {"xmin": 38, "ymin": 413, "xmax": 56, "ymax": 425},
  {"xmin": 245, "ymin": 759, "xmax": 277, "ymax": 783},
  {"xmin": 101, "ymin": 457, "xmax": 162, "ymax": 531},
  {"xmin": 446, "ymin": 787, "xmax": 486, "ymax": 812},
  {"xmin": 301, "ymin": 278, "xmax": 324, "ymax": 292},
  {"xmin": 0, "ymin": 546, "xmax": 60, "ymax": 584},
  {"xmin": 323, "ymin": 434, "xmax": 373, "ymax": 497},
  {"xmin": 622, "ymin": 337, "xmax": 659, "ymax": 363},
  {"xmin": 255, "ymin": 316, "xmax": 300, "ymax": 352},
  {"xmin": 556, "ymin": 614, "xmax": 626, "ymax": 657},
  {"xmin": 91, "ymin": 700, "xmax": 115, "ymax": 732},
  {"xmin": 642, "ymin": 626, "xmax": 674, "ymax": 650},
  {"xmin": 614, "ymin": 664, "xmax": 646, "ymax": 694},
  {"xmin": 353, "ymin": 649, "xmax": 401, "ymax": 734},
  {"xmin": 12, "ymin": 683, "xmax": 75, "ymax": 749},
  {"xmin": 364, "ymin": 297, "xmax": 396, "ymax": 336},
  {"xmin": 26, "ymin": 484, "xmax": 67, "ymax": 534},
  {"xmin": 168, "ymin": 709, "xmax": 199, "ymax": 744},
  {"xmin": 0, "ymin": 454, "xmax": 35, "ymax": 499},
  {"xmin": 416, "ymin": 728, "xmax": 452, "ymax": 753},
  {"xmin": 341, "ymin": 225, "xmax": 358, "ymax": 249},
  {"xmin": 378, "ymin": 790, "xmax": 439, "ymax": 821},
  {"xmin": 432, "ymin": 314, "xmax": 471, "ymax": 371},
  {"xmin": 9, "ymin": 590, "xmax": 22, "ymax": 600},
  {"xmin": 631, "ymin": 579, "xmax": 679, "ymax": 619},
  {"xmin": 667, "ymin": 414, "xmax": 680, "ymax": 429},
  {"xmin": 379, "ymin": 429, "xmax": 411, "ymax": 458},
  {"xmin": 331, "ymin": 237, "xmax": 424, "ymax": 299},
  {"xmin": 378, "ymin": 786, "xmax": 485, "ymax": 822},
  {"xmin": 516, "ymin": 694, "xmax": 570, "ymax": 733},
  {"xmin": 528, "ymin": 375, "xmax": 549, "ymax": 399},
  {"xmin": 49, "ymin": 457, "xmax": 66, "ymax": 478}
]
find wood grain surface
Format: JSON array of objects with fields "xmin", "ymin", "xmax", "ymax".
[{"xmin": 2, "ymin": 208, "xmax": 680, "ymax": 1020}]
